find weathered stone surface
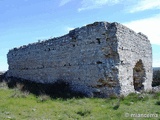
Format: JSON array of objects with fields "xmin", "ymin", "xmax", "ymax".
[{"xmin": 6, "ymin": 21, "xmax": 152, "ymax": 97}]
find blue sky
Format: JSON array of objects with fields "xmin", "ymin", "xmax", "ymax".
[{"xmin": 0, "ymin": 0, "xmax": 160, "ymax": 71}]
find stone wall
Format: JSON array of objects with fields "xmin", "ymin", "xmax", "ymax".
[
  {"xmin": 7, "ymin": 22, "xmax": 152, "ymax": 97},
  {"xmin": 115, "ymin": 23, "xmax": 152, "ymax": 95}
]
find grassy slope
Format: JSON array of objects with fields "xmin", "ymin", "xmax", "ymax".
[{"xmin": 0, "ymin": 82, "xmax": 160, "ymax": 120}]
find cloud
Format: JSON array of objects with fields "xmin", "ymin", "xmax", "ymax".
[
  {"xmin": 124, "ymin": 14, "xmax": 160, "ymax": 45},
  {"xmin": 59, "ymin": 0, "xmax": 160, "ymax": 13},
  {"xmin": 78, "ymin": 0, "xmax": 122, "ymax": 12},
  {"xmin": 129, "ymin": 0, "xmax": 160, "ymax": 13},
  {"xmin": 66, "ymin": 27, "xmax": 74, "ymax": 31},
  {"xmin": 59, "ymin": 0, "xmax": 73, "ymax": 6},
  {"xmin": 63, "ymin": 26, "xmax": 75, "ymax": 34}
]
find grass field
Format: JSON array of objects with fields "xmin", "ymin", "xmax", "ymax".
[{"xmin": 0, "ymin": 81, "xmax": 160, "ymax": 120}]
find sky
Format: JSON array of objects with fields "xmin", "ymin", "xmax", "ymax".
[{"xmin": 0, "ymin": 0, "xmax": 160, "ymax": 71}]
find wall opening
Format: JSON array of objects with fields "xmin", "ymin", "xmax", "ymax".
[
  {"xmin": 96, "ymin": 61, "xmax": 102, "ymax": 64},
  {"xmin": 96, "ymin": 38, "xmax": 101, "ymax": 44},
  {"xmin": 133, "ymin": 60, "xmax": 146, "ymax": 91}
]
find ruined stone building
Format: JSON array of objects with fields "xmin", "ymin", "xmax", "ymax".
[{"xmin": 7, "ymin": 22, "xmax": 152, "ymax": 97}]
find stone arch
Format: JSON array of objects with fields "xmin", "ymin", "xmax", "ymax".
[{"xmin": 133, "ymin": 60, "xmax": 146, "ymax": 91}]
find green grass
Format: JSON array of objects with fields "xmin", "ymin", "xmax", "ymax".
[{"xmin": 0, "ymin": 82, "xmax": 160, "ymax": 120}]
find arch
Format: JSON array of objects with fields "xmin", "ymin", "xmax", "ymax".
[{"xmin": 133, "ymin": 60, "xmax": 146, "ymax": 91}]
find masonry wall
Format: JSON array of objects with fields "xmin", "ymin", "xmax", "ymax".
[
  {"xmin": 7, "ymin": 22, "xmax": 121, "ymax": 97},
  {"xmin": 115, "ymin": 23, "xmax": 152, "ymax": 95},
  {"xmin": 7, "ymin": 22, "xmax": 152, "ymax": 97}
]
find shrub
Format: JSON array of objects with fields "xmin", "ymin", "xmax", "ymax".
[
  {"xmin": 155, "ymin": 101, "xmax": 160, "ymax": 105},
  {"xmin": 76, "ymin": 109, "xmax": 91, "ymax": 116},
  {"xmin": 152, "ymin": 92, "xmax": 160, "ymax": 99},
  {"xmin": 10, "ymin": 90, "xmax": 29, "ymax": 98},
  {"xmin": 109, "ymin": 94, "xmax": 118, "ymax": 99},
  {"xmin": 119, "ymin": 95, "xmax": 125, "ymax": 101},
  {"xmin": 16, "ymin": 83, "xmax": 24, "ymax": 90},
  {"xmin": 0, "ymin": 81, "xmax": 8, "ymax": 89},
  {"xmin": 122, "ymin": 93, "xmax": 149, "ymax": 106},
  {"xmin": 113, "ymin": 101, "xmax": 120, "ymax": 110},
  {"xmin": 37, "ymin": 94, "xmax": 51, "ymax": 102}
]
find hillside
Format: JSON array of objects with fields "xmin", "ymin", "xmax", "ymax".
[
  {"xmin": 153, "ymin": 67, "xmax": 160, "ymax": 86},
  {"xmin": 153, "ymin": 67, "xmax": 160, "ymax": 71}
]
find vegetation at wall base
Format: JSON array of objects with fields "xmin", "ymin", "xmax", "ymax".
[{"xmin": 0, "ymin": 81, "xmax": 160, "ymax": 120}]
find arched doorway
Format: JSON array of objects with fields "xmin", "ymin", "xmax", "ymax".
[{"xmin": 133, "ymin": 60, "xmax": 146, "ymax": 91}]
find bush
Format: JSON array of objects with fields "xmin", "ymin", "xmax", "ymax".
[
  {"xmin": 152, "ymin": 92, "xmax": 160, "ymax": 99},
  {"xmin": 10, "ymin": 90, "xmax": 29, "ymax": 98},
  {"xmin": 109, "ymin": 94, "xmax": 118, "ymax": 99},
  {"xmin": 119, "ymin": 95, "xmax": 125, "ymax": 101},
  {"xmin": 155, "ymin": 101, "xmax": 160, "ymax": 105},
  {"xmin": 37, "ymin": 94, "xmax": 51, "ymax": 102},
  {"xmin": 152, "ymin": 69, "xmax": 160, "ymax": 86},
  {"xmin": 76, "ymin": 109, "xmax": 91, "ymax": 116},
  {"xmin": 113, "ymin": 100, "xmax": 120, "ymax": 110},
  {"xmin": 122, "ymin": 93, "xmax": 149, "ymax": 106}
]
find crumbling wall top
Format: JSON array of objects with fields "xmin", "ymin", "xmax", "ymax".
[{"xmin": 8, "ymin": 21, "xmax": 149, "ymax": 54}]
